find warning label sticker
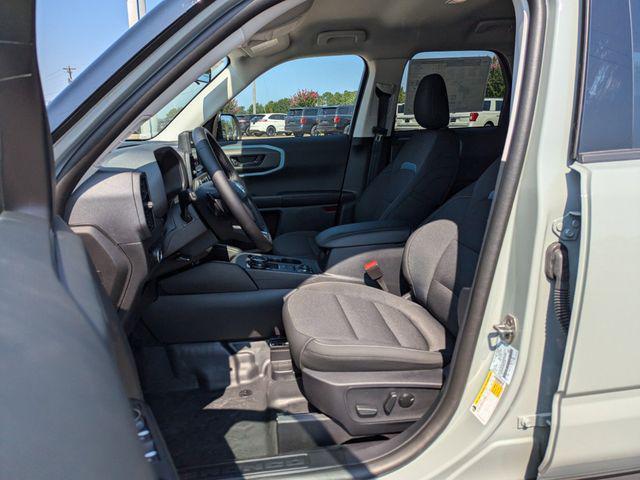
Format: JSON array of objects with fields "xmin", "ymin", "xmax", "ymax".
[
  {"xmin": 470, "ymin": 371, "xmax": 505, "ymax": 425},
  {"xmin": 470, "ymin": 343, "xmax": 519, "ymax": 425},
  {"xmin": 490, "ymin": 343, "xmax": 519, "ymax": 384}
]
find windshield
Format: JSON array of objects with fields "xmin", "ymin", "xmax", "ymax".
[{"xmin": 128, "ymin": 58, "xmax": 228, "ymax": 140}]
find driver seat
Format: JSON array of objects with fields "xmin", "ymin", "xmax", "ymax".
[
  {"xmin": 272, "ymin": 74, "xmax": 460, "ymax": 259},
  {"xmin": 282, "ymin": 159, "xmax": 500, "ymax": 435}
]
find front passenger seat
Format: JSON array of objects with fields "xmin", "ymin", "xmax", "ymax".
[
  {"xmin": 272, "ymin": 74, "xmax": 460, "ymax": 259},
  {"xmin": 282, "ymin": 160, "xmax": 500, "ymax": 436}
]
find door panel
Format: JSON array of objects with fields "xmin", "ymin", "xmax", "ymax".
[
  {"xmin": 223, "ymin": 144, "xmax": 284, "ymax": 175},
  {"xmin": 226, "ymin": 134, "xmax": 352, "ymax": 235}
]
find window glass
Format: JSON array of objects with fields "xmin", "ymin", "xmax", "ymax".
[
  {"xmin": 37, "ymin": 0, "xmax": 195, "ymax": 105},
  {"xmin": 128, "ymin": 58, "xmax": 228, "ymax": 140},
  {"xmin": 395, "ymin": 51, "xmax": 506, "ymax": 131},
  {"xmin": 231, "ymin": 56, "xmax": 364, "ymax": 138},
  {"xmin": 578, "ymin": 0, "xmax": 640, "ymax": 152}
]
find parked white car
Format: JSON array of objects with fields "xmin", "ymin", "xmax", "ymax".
[
  {"xmin": 247, "ymin": 113, "xmax": 286, "ymax": 136},
  {"xmin": 394, "ymin": 103, "xmax": 420, "ymax": 130},
  {"xmin": 468, "ymin": 97, "xmax": 503, "ymax": 127}
]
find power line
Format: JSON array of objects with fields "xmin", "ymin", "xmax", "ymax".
[{"xmin": 63, "ymin": 65, "xmax": 76, "ymax": 84}]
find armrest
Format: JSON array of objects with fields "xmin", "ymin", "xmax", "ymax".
[{"xmin": 315, "ymin": 220, "xmax": 411, "ymax": 249}]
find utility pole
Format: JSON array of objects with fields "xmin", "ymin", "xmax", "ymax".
[
  {"xmin": 63, "ymin": 65, "xmax": 76, "ymax": 84},
  {"xmin": 126, "ymin": 0, "xmax": 147, "ymax": 27},
  {"xmin": 125, "ymin": 0, "xmax": 152, "ymax": 136},
  {"xmin": 252, "ymin": 81, "xmax": 257, "ymax": 114}
]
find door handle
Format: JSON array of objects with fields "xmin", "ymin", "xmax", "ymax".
[{"xmin": 229, "ymin": 154, "xmax": 265, "ymax": 169}]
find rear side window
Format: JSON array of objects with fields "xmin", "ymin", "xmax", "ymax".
[
  {"xmin": 578, "ymin": 0, "xmax": 640, "ymax": 153},
  {"xmin": 322, "ymin": 107, "xmax": 337, "ymax": 115},
  {"xmin": 395, "ymin": 51, "xmax": 506, "ymax": 131},
  {"xmin": 303, "ymin": 108, "xmax": 319, "ymax": 116}
]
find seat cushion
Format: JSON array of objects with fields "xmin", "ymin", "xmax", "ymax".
[
  {"xmin": 271, "ymin": 230, "xmax": 320, "ymax": 258},
  {"xmin": 283, "ymin": 282, "xmax": 447, "ymax": 372}
]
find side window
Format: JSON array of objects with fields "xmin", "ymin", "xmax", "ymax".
[
  {"xmin": 578, "ymin": 0, "xmax": 640, "ymax": 153},
  {"xmin": 229, "ymin": 55, "xmax": 364, "ymax": 139},
  {"xmin": 395, "ymin": 51, "xmax": 506, "ymax": 131}
]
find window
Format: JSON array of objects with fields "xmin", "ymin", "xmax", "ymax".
[
  {"xmin": 229, "ymin": 55, "xmax": 365, "ymax": 138},
  {"xmin": 578, "ymin": 0, "xmax": 640, "ymax": 153},
  {"xmin": 129, "ymin": 58, "xmax": 228, "ymax": 140},
  {"xmin": 395, "ymin": 51, "xmax": 506, "ymax": 131},
  {"xmin": 37, "ymin": 0, "xmax": 198, "ymax": 105}
]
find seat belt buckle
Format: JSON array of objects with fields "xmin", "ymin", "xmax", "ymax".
[{"xmin": 364, "ymin": 260, "xmax": 388, "ymax": 291}]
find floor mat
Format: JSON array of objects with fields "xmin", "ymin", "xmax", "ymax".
[{"xmin": 147, "ymin": 384, "xmax": 278, "ymax": 470}]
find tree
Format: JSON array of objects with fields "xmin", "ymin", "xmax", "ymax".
[
  {"xmin": 264, "ymin": 97, "xmax": 291, "ymax": 113},
  {"xmin": 222, "ymin": 98, "xmax": 241, "ymax": 115},
  {"xmin": 485, "ymin": 58, "xmax": 506, "ymax": 98},
  {"xmin": 397, "ymin": 87, "xmax": 406, "ymax": 104},
  {"xmin": 290, "ymin": 89, "xmax": 319, "ymax": 107}
]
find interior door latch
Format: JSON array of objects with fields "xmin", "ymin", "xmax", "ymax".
[{"xmin": 493, "ymin": 314, "xmax": 517, "ymax": 344}]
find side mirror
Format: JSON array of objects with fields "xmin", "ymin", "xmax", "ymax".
[{"xmin": 216, "ymin": 113, "xmax": 241, "ymax": 142}]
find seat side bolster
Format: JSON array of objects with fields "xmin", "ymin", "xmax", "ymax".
[{"xmin": 302, "ymin": 339, "xmax": 444, "ymax": 372}]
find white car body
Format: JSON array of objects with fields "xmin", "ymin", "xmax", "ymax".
[
  {"xmin": 468, "ymin": 97, "xmax": 503, "ymax": 127},
  {"xmin": 394, "ymin": 103, "xmax": 420, "ymax": 130},
  {"xmin": 248, "ymin": 113, "xmax": 286, "ymax": 136}
]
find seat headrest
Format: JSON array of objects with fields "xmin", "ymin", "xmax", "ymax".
[{"xmin": 414, "ymin": 74, "xmax": 450, "ymax": 129}]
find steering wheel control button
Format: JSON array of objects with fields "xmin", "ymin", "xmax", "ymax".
[
  {"xmin": 398, "ymin": 393, "xmax": 415, "ymax": 408},
  {"xmin": 356, "ymin": 405, "xmax": 378, "ymax": 418},
  {"xmin": 383, "ymin": 392, "xmax": 398, "ymax": 415}
]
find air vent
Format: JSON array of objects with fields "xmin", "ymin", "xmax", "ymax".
[{"xmin": 139, "ymin": 173, "xmax": 155, "ymax": 231}]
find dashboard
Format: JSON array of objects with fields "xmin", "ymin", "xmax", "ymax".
[{"xmin": 66, "ymin": 141, "xmax": 213, "ymax": 328}]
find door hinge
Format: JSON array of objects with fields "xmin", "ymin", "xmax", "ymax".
[
  {"xmin": 517, "ymin": 413, "xmax": 551, "ymax": 430},
  {"xmin": 493, "ymin": 314, "xmax": 518, "ymax": 345},
  {"xmin": 552, "ymin": 211, "xmax": 581, "ymax": 241}
]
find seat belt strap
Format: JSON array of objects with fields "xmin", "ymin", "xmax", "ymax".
[
  {"xmin": 364, "ymin": 260, "xmax": 389, "ymax": 292},
  {"xmin": 367, "ymin": 83, "xmax": 395, "ymax": 185}
]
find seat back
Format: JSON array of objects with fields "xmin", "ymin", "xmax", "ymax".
[
  {"xmin": 354, "ymin": 74, "xmax": 460, "ymax": 227},
  {"xmin": 401, "ymin": 160, "xmax": 500, "ymax": 336}
]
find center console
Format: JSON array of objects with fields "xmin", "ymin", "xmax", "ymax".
[
  {"xmin": 143, "ymin": 222, "xmax": 411, "ymax": 344},
  {"xmin": 245, "ymin": 254, "xmax": 315, "ymax": 275}
]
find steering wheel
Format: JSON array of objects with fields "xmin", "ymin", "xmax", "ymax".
[{"xmin": 191, "ymin": 127, "xmax": 272, "ymax": 252}]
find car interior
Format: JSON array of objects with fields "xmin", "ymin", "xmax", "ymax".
[{"xmin": 59, "ymin": 0, "xmax": 517, "ymax": 476}]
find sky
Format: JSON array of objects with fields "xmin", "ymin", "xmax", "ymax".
[
  {"xmin": 35, "ymin": 0, "xmax": 364, "ymax": 106},
  {"xmin": 36, "ymin": 0, "xmax": 163, "ymax": 102},
  {"xmin": 35, "ymin": 1, "xmax": 493, "ymax": 108},
  {"xmin": 234, "ymin": 56, "xmax": 365, "ymax": 108}
]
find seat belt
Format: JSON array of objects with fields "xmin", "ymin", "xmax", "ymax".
[
  {"xmin": 367, "ymin": 83, "xmax": 395, "ymax": 185},
  {"xmin": 364, "ymin": 260, "xmax": 389, "ymax": 292}
]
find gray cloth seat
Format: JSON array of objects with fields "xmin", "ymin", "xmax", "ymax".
[
  {"xmin": 273, "ymin": 74, "xmax": 460, "ymax": 259},
  {"xmin": 283, "ymin": 159, "xmax": 500, "ymax": 373},
  {"xmin": 284, "ymin": 282, "xmax": 447, "ymax": 372}
]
